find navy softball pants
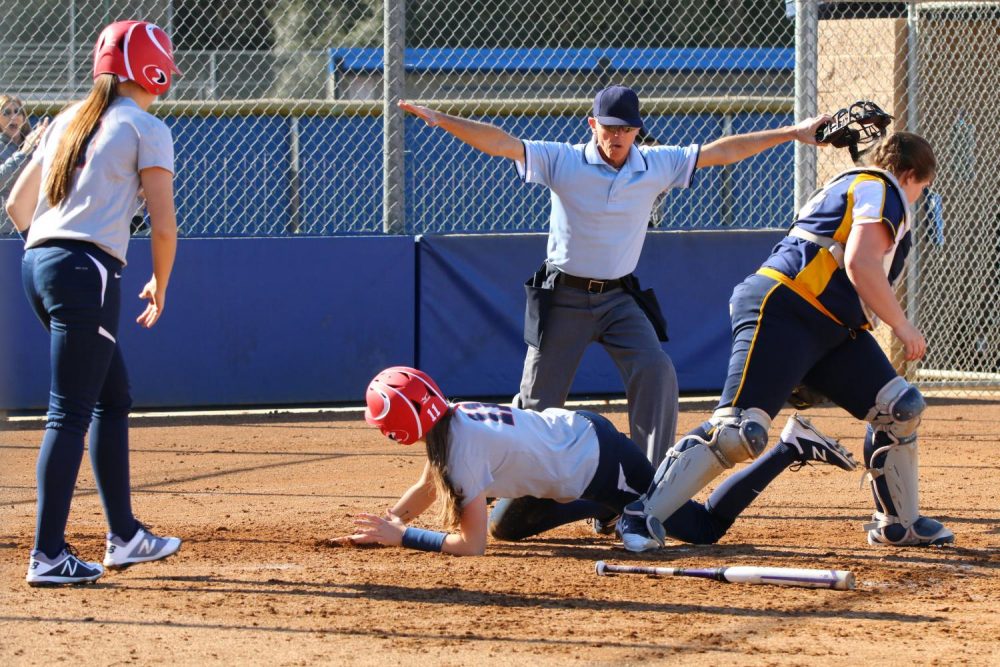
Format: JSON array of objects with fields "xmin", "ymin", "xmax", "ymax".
[
  {"xmin": 720, "ymin": 272, "xmax": 899, "ymax": 419},
  {"xmin": 489, "ymin": 411, "xmax": 735, "ymax": 544},
  {"xmin": 22, "ymin": 240, "xmax": 139, "ymax": 557}
]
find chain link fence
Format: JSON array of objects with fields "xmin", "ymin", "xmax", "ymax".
[{"xmin": 2, "ymin": 0, "xmax": 997, "ymax": 392}]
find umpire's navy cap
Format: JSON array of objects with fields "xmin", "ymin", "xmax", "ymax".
[{"xmin": 593, "ymin": 85, "xmax": 643, "ymax": 129}]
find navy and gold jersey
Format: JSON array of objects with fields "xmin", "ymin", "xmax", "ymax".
[{"xmin": 760, "ymin": 168, "xmax": 911, "ymax": 330}]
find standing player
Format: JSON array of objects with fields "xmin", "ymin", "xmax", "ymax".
[
  {"xmin": 336, "ymin": 366, "xmax": 857, "ymax": 555},
  {"xmin": 7, "ymin": 20, "xmax": 183, "ymax": 585},
  {"xmin": 618, "ymin": 128, "xmax": 955, "ymax": 552},
  {"xmin": 399, "ymin": 88, "xmax": 828, "ymax": 481}
]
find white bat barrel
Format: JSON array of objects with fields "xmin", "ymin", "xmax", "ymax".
[{"xmin": 723, "ymin": 566, "xmax": 855, "ymax": 590}]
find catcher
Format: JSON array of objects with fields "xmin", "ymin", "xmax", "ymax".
[{"xmin": 619, "ymin": 103, "xmax": 954, "ymax": 552}]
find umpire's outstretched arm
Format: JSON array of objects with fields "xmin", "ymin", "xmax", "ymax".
[
  {"xmin": 397, "ymin": 100, "xmax": 525, "ymax": 162},
  {"xmin": 696, "ymin": 114, "xmax": 830, "ymax": 168}
]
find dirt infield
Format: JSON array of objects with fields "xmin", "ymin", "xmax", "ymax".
[{"xmin": 1, "ymin": 400, "xmax": 998, "ymax": 665}]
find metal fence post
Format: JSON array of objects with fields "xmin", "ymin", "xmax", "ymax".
[
  {"xmin": 904, "ymin": 1, "xmax": 921, "ymax": 378},
  {"xmin": 793, "ymin": 0, "xmax": 818, "ymax": 212},
  {"xmin": 383, "ymin": 0, "xmax": 406, "ymax": 235}
]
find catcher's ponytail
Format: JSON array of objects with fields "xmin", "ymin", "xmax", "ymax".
[
  {"xmin": 44, "ymin": 74, "xmax": 118, "ymax": 207},
  {"xmin": 866, "ymin": 132, "xmax": 936, "ymax": 182},
  {"xmin": 424, "ymin": 409, "xmax": 464, "ymax": 528}
]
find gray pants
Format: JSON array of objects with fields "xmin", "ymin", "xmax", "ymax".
[{"xmin": 515, "ymin": 283, "xmax": 678, "ymax": 466}]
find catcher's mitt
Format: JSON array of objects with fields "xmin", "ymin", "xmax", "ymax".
[{"xmin": 815, "ymin": 100, "xmax": 893, "ymax": 162}]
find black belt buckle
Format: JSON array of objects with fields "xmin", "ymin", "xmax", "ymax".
[{"xmin": 587, "ymin": 279, "xmax": 606, "ymax": 294}]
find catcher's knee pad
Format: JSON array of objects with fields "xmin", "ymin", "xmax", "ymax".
[
  {"xmin": 641, "ymin": 408, "xmax": 770, "ymax": 523},
  {"xmin": 865, "ymin": 376, "xmax": 926, "ymax": 444}
]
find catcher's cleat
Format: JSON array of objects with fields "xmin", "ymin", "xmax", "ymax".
[
  {"xmin": 617, "ymin": 508, "xmax": 664, "ymax": 553},
  {"xmin": 104, "ymin": 523, "xmax": 181, "ymax": 570},
  {"xmin": 26, "ymin": 545, "xmax": 104, "ymax": 587},
  {"xmin": 781, "ymin": 414, "xmax": 858, "ymax": 472},
  {"xmin": 589, "ymin": 513, "xmax": 620, "ymax": 536},
  {"xmin": 866, "ymin": 514, "xmax": 955, "ymax": 547}
]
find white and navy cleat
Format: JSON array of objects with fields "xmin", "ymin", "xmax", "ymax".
[
  {"xmin": 104, "ymin": 523, "xmax": 181, "ymax": 570},
  {"xmin": 26, "ymin": 545, "xmax": 104, "ymax": 587},
  {"xmin": 589, "ymin": 513, "xmax": 620, "ymax": 536},
  {"xmin": 781, "ymin": 414, "xmax": 858, "ymax": 472},
  {"xmin": 866, "ymin": 514, "xmax": 955, "ymax": 547},
  {"xmin": 617, "ymin": 511, "xmax": 664, "ymax": 553}
]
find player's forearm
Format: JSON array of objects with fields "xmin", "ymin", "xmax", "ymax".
[
  {"xmin": 142, "ymin": 168, "xmax": 178, "ymax": 289},
  {"xmin": 698, "ymin": 126, "xmax": 797, "ymax": 167},
  {"xmin": 434, "ymin": 113, "xmax": 522, "ymax": 159},
  {"xmin": 390, "ymin": 478, "xmax": 436, "ymax": 522},
  {"xmin": 148, "ymin": 220, "xmax": 177, "ymax": 289},
  {"xmin": 441, "ymin": 531, "xmax": 487, "ymax": 556}
]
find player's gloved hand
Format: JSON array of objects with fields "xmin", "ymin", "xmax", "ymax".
[
  {"xmin": 137, "ymin": 276, "xmax": 166, "ymax": 328},
  {"xmin": 351, "ymin": 510, "xmax": 406, "ymax": 546},
  {"xmin": 397, "ymin": 100, "xmax": 441, "ymax": 127},
  {"xmin": 892, "ymin": 320, "xmax": 927, "ymax": 361},
  {"xmin": 793, "ymin": 114, "xmax": 833, "ymax": 146}
]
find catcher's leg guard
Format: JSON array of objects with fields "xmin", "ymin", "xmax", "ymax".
[
  {"xmin": 632, "ymin": 407, "xmax": 771, "ymax": 546},
  {"xmin": 863, "ymin": 378, "xmax": 954, "ymax": 546}
]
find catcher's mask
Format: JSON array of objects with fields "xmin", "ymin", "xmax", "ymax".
[
  {"xmin": 365, "ymin": 366, "xmax": 449, "ymax": 445},
  {"xmin": 93, "ymin": 20, "xmax": 181, "ymax": 96},
  {"xmin": 815, "ymin": 100, "xmax": 893, "ymax": 163}
]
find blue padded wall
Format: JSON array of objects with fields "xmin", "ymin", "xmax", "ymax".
[
  {"xmin": 417, "ymin": 230, "xmax": 785, "ymax": 399},
  {"xmin": 1, "ymin": 237, "xmax": 414, "ymax": 410}
]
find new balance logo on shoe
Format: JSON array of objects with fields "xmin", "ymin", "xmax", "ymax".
[
  {"xmin": 781, "ymin": 414, "xmax": 857, "ymax": 472},
  {"xmin": 26, "ymin": 547, "xmax": 104, "ymax": 586},
  {"xmin": 807, "ymin": 442, "xmax": 828, "ymax": 463},
  {"xmin": 137, "ymin": 538, "xmax": 156, "ymax": 555}
]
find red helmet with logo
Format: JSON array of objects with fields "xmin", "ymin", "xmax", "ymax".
[
  {"xmin": 365, "ymin": 367, "xmax": 449, "ymax": 445},
  {"xmin": 93, "ymin": 20, "xmax": 180, "ymax": 96}
]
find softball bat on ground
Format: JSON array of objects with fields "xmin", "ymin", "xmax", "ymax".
[{"xmin": 594, "ymin": 560, "xmax": 855, "ymax": 590}]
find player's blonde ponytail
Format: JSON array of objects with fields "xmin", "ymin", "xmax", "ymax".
[
  {"xmin": 424, "ymin": 409, "xmax": 464, "ymax": 528},
  {"xmin": 44, "ymin": 73, "xmax": 118, "ymax": 207},
  {"xmin": 866, "ymin": 132, "xmax": 936, "ymax": 182}
]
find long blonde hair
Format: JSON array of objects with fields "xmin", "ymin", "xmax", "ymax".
[
  {"xmin": 0, "ymin": 94, "xmax": 31, "ymax": 144},
  {"xmin": 424, "ymin": 409, "xmax": 464, "ymax": 528},
  {"xmin": 864, "ymin": 131, "xmax": 936, "ymax": 182},
  {"xmin": 43, "ymin": 74, "xmax": 118, "ymax": 207}
]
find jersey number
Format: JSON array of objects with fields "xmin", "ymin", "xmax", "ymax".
[{"xmin": 457, "ymin": 402, "xmax": 515, "ymax": 426}]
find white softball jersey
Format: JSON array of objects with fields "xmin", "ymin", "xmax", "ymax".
[
  {"xmin": 26, "ymin": 96, "xmax": 174, "ymax": 264},
  {"xmin": 515, "ymin": 139, "xmax": 699, "ymax": 280},
  {"xmin": 447, "ymin": 402, "xmax": 600, "ymax": 506}
]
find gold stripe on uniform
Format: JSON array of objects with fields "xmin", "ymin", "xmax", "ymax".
[
  {"xmin": 794, "ymin": 173, "xmax": 885, "ymax": 298},
  {"xmin": 730, "ymin": 279, "xmax": 783, "ymax": 406},
  {"xmin": 756, "ymin": 267, "xmax": 846, "ymax": 326}
]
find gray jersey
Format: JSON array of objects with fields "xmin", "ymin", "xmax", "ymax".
[
  {"xmin": 25, "ymin": 97, "xmax": 174, "ymax": 264},
  {"xmin": 447, "ymin": 402, "xmax": 600, "ymax": 505}
]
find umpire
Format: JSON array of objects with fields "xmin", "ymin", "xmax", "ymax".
[{"xmin": 399, "ymin": 87, "xmax": 826, "ymax": 466}]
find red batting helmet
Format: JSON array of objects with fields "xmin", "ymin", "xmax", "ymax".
[
  {"xmin": 93, "ymin": 20, "xmax": 180, "ymax": 96},
  {"xmin": 365, "ymin": 367, "xmax": 449, "ymax": 445}
]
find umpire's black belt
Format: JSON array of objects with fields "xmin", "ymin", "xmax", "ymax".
[{"xmin": 556, "ymin": 271, "xmax": 624, "ymax": 294}]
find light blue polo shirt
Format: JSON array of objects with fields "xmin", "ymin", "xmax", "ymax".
[{"xmin": 516, "ymin": 139, "xmax": 699, "ymax": 279}]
